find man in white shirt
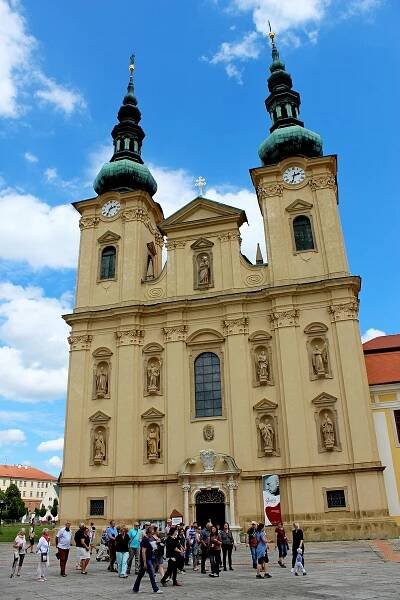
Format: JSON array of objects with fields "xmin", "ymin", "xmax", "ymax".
[{"xmin": 56, "ymin": 522, "xmax": 72, "ymax": 577}]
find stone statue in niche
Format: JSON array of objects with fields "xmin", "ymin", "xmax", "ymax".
[
  {"xmin": 311, "ymin": 341, "xmax": 329, "ymax": 377},
  {"xmin": 147, "ymin": 424, "xmax": 160, "ymax": 461},
  {"xmin": 147, "ymin": 359, "xmax": 161, "ymax": 394},
  {"xmin": 198, "ymin": 254, "xmax": 210, "ymax": 286},
  {"xmin": 321, "ymin": 412, "xmax": 335, "ymax": 449},
  {"xmin": 259, "ymin": 420, "xmax": 274, "ymax": 454},
  {"xmin": 256, "ymin": 348, "xmax": 270, "ymax": 384},
  {"xmin": 94, "ymin": 429, "xmax": 106, "ymax": 464},
  {"xmin": 95, "ymin": 362, "xmax": 109, "ymax": 398}
]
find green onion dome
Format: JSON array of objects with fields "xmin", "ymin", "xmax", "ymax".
[{"xmin": 93, "ymin": 159, "xmax": 157, "ymax": 196}]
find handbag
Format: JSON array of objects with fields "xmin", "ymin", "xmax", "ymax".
[{"xmin": 41, "ymin": 553, "xmax": 48, "ymax": 562}]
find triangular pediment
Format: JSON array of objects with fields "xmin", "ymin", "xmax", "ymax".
[
  {"xmin": 311, "ymin": 393, "xmax": 337, "ymax": 406},
  {"xmin": 253, "ymin": 398, "xmax": 278, "ymax": 412},
  {"xmin": 97, "ymin": 230, "xmax": 121, "ymax": 244},
  {"xmin": 190, "ymin": 237, "xmax": 214, "ymax": 250},
  {"xmin": 89, "ymin": 410, "xmax": 111, "ymax": 423},
  {"xmin": 141, "ymin": 407, "xmax": 165, "ymax": 420},
  {"xmin": 286, "ymin": 199, "xmax": 313, "ymax": 213},
  {"xmin": 159, "ymin": 197, "xmax": 247, "ymax": 233}
]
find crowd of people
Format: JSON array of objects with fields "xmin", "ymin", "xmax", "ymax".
[{"xmin": 8, "ymin": 518, "xmax": 306, "ymax": 590}]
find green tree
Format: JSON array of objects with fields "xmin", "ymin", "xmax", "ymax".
[
  {"xmin": 34, "ymin": 507, "xmax": 40, "ymax": 518},
  {"xmin": 50, "ymin": 498, "xmax": 58, "ymax": 518},
  {"xmin": 39, "ymin": 506, "xmax": 47, "ymax": 518},
  {"xmin": 4, "ymin": 484, "xmax": 26, "ymax": 521}
]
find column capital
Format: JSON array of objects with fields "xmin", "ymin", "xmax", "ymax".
[
  {"xmin": 269, "ymin": 309, "xmax": 299, "ymax": 329},
  {"xmin": 328, "ymin": 301, "xmax": 359, "ymax": 322},
  {"xmin": 68, "ymin": 334, "xmax": 93, "ymax": 351},
  {"xmin": 182, "ymin": 483, "xmax": 191, "ymax": 492},
  {"xmin": 116, "ymin": 329, "xmax": 145, "ymax": 346},
  {"xmin": 163, "ymin": 325, "xmax": 187, "ymax": 342},
  {"xmin": 222, "ymin": 317, "xmax": 249, "ymax": 336}
]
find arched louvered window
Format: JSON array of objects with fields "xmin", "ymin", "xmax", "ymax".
[
  {"xmin": 194, "ymin": 352, "xmax": 222, "ymax": 418},
  {"xmin": 293, "ymin": 215, "xmax": 315, "ymax": 251},
  {"xmin": 100, "ymin": 246, "xmax": 116, "ymax": 279}
]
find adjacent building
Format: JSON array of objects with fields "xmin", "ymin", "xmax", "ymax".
[
  {"xmin": 364, "ymin": 334, "xmax": 400, "ymax": 524},
  {"xmin": 60, "ymin": 35, "xmax": 397, "ymax": 540},
  {"xmin": 0, "ymin": 464, "xmax": 58, "ymax": 513}
]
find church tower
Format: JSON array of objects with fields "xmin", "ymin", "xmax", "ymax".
[{"xmin": 61, "ymin": 48, "xmax": 396, "ymax": 541}]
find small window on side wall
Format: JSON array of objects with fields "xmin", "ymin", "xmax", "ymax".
[
  {"xmin": 293, "ymin": 215, "xmax": 315, "ymax": 251},
  {"xmin": 326, "ymin": 489, "xmax": 346, "ymax": 509},
  {"xmin": 100, "ymin": 246, "xmax": 116, "ymax": 280},
  {"xmin": 89, "ymin": 499, "xmax": 104, "ymax": 516}
]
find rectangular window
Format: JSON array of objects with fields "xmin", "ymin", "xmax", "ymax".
[
  {"xmin": 31, "ymin": 481, "xmax": 33, "ymax": 487},
  {"xmin": 394, "ymin": 410, "xmax": 400, "ymax": 443},
  {"xmin": 30, "ymin": 492, "xmax": 33, "ymax": 497},
  {"xmin": 90, "ymin": 499, "xmax": 105, "ymax": 516},
  {"xmin": 326, "ymin": 489, "xmax": 346, "ymax": 509}
]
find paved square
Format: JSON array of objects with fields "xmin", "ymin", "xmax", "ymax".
[{"xmin": 1, "ymin": 540, "xmax": 400, "ymax": 599}]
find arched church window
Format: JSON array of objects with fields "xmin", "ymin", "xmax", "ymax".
[
  {"xmin": 281, "ymin": 104, "xmax": 288, "ymax": 118},
  {"xmin": 194, "ymin": 352, "xmax": 222, "ymax": 418},
  {"xmin": 293, "ymin": 215, "xmax": 315, "ymax": 251},
  {"xmin": 100, "ymin": 246, "xmax": 116, "ymax": 279}
]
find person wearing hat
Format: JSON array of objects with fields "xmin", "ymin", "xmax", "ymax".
[{"xmin": 246, "ymin": 521, "xmax": 258, "ymax": 569}]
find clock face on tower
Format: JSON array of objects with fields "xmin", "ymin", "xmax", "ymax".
[
  {"xmin": 101, "ymin": 199, "xmax": 121, "ymax": 218},
  {"xmin": 282, "ymin": 166, "xmax": 305, "ymax": 185}
]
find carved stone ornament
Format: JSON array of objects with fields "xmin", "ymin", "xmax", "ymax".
[
  {"xmin": 68, "ymin": 334, "xmax": 93, "ymax": 351},
  {"xmin": 320, "ymin": 411, "xmax": 335, "ymax": 450},
  {"xmin": 269, "ymin": 309, "xmax": 299, "ymax": 329},
  {"xmin": 163, "ymin": 325, "xmax": 187, "ymax": 343},
  {"xmin": 146, "ymin": 423, "xmax": 161, "ymax": 462},
  {"xmin": 79, "ymin": 216, "xmax": 100, "ymax": 230},
  {"xmin": 89, "ymin": 411, "xmax": 110, "ymax": 466},
  {"xmin": 199, "ymin": 449, "xmax": 217, "ymax": 473},
  {"xmin": 311, "ymin": 393, "xmax": 341, "ymax": 453},
  {"xmin": 217, "ymin": 231, "xmax": 241, "ymax": 243},
  {"xmin": 258, "ymin": 420, "xmax": 275, "ymax": 455},
  {"xmin": 116, "ymin": 329, "xmax": 145, "ymax": 346},
  {"xmin": 93, "ymin": 428, "xmax": 107, "ymax": 464},
  {"xmin": 166, "ymin": 240, "xmax": 187, "ymax": 250},
  {"xmin": 257, "ymin": 183, "xmax": 284, "ymax": 199},
  {"xmin": 146, "ymin": 358, "xmax": 162, "ymax": 394},
  {"xmin": 222, "ymin": 317, "xmax": 249, "ymax": 336},
  {"xmin": 255, "ymin": 413, "xmax": 279, "ymax": 457},
  {"xmin": 121, "ymin": 208, "xmax": 163, "ymax": 248},
  {"xmin": 309, "ymin": 175, "xmax": 336, "ymax": 191},
  {"xmin": 328, "ymin": 301, "xmax": 359, "ymax": 322},
  {"xmin": 141, "ymin": 408, "xmax": 164, "ymax": 464},
  {"xmin": 255, "ymin": 347, "xmax": 272, "ymax": 385},
  {"xmin": 203, "ymin": 424, "xmax": 215, "ymax": 441}
]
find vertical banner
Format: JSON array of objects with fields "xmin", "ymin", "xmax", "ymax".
[{"xmin": 262, "ymin": 474, "xmax": 282, "ymax": 526}]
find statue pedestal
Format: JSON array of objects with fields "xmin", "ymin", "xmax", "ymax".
[{"xmin": 230, "ymin": 526, "xmax": 241, "ymax": 544}]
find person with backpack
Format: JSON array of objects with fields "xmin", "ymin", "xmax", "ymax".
[
  {"xmin": 246, "ymin": 521, "xmax": 258, "ymax": 569},
  {"xmin": 127, "ymin": 522, "xmax": 141, "ymax": 575}
]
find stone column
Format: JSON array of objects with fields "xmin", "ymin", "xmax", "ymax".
[
  {"xmin": 182, "ymin": 481, "xmax": 191, "ymax": 525},
  {"xmin": 227, "ymin": 478, "xmax": 241, "ymax": 543}
]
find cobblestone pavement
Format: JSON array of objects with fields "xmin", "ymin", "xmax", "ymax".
[{"xmin": 1, "ymin": 540, "xmax": 400, "ymax": 600}]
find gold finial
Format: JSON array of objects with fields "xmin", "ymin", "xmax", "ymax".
[
  {"xmin": 129, "ymin": 53, "xmax": 135, "ymax": 75},
  {"xmin": 268, "ymin": 20, "xmax": 275, "ymax": 42}
]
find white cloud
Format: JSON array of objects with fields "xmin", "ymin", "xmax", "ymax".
[
  {"xmin": 46, "ymin": 455, "xmax": 62, "ymax": 469},
  {"xmin": 44, "ymin": 167, "xmax": 57, "ymax": 182},
  {"xmin": 84, "ymin": 143, "xmax": 111, "ymax": 188},
  {"xmin": 0, "ymin": 428, "xmax": 26, "ymax": 446},
  {"xmin": 153, "ymin": 164, "xmax": 265, "ymax": 261},
  {"xmin": 206, "ymin": 31, "xmax": 260, "ymax": 83},
  {"xmin": 0, "ymin": 282, "xmax": 71, "ymax": 402},
  {"xmin": 0, "ymin": 0, "xmax": 85, "ymax": 117},
  {"xmin": 24, "ymin": 152, "xmax": 38, "ymax": 163},
  {"xmin": 0, "ymin": 189, "xmax": 79, "ymax": 269},
  {"xmin": 37, "ymin": 437, "xmax": 64, "ymax": 452},
  {"xmin": 361, "ymin": 328, "xmax": 386, "ymax": 343}
]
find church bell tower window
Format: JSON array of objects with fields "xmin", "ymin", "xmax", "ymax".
[
  {"xmin": 293, "ymin": 215, "xmax": 315, "ymax": 251},
  {"xmin": 100, "ymin": 246, "xmax": 116, "ymax": 280}
]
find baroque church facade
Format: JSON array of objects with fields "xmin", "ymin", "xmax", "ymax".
[{"xmin": 61, "ymin": 39, "xmax": 396, "ymax": 540}]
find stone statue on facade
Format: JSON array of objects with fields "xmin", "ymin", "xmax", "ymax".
[
  {"xmin": 321, "ymin": 412, "xmax": 335, "ymax": 449},
  {"xmin": 147, "ymin": 425, "xmax": 160, "ymax": 460},
  {"xmin": 147, "ymin": 360, "xmax": 161, "ymax": 393},
  {"xmin": 198, "ymin": 254, "xmax": 210, "ymax": 286},
  {"xmin": 256, "ymin": 349, "xmax": 270, "ymax": 383},
  {"xmin": 312, "ymin": 342, "xmax": 328, "ymax": 377},
  {"xmin": 95, "ymin": 363, "xmax": 109, "ymax": 398},
  {"xmin": 203, "ymin": 424, "xmax": 215, "ymax": 441},
  {"xmin": 94, "ymin": 430, "xmax": 106, "ymax": 463},
  {"xmin": 259, "ymin": 421, "xmax": 274, "ymax": 454}
]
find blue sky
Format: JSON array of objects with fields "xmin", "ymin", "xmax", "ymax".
[{"xmin": 0, "ymin": 0, "xmax": 398, "ymax": 475}]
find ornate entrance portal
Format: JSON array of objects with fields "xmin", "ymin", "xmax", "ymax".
[{"xmin": 195, "ymin": 489, "xmax": 225, "ymax": 527}]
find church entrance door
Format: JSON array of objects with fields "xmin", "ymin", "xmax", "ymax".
[{"xmin": 195, "ymin": 489, "xmax": 226, "ymax": 527}]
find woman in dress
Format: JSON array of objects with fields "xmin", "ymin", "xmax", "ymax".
[
  {"xmin": 255, "ymin": 522, "xmax": 271, "ymax": 579},
  {"xmin": 36, "ymin": 528, "xmax": 50, "ymax": 582},
  {"xmin": 10, "ymin": 528, "xmax": 27, "ymax": 578},
  {"xmin": 209, "ymin": 525, "xmax": 222, "ymax": 578},
  {"xmin": 80, "ymin": 526, "xmax": 91, "ymax": 574},
  {"xmin": 220, "ymin": 522, "xmax": 236, "ymax": 571}
]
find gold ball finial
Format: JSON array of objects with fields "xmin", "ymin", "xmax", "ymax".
[
  {"xmin": 129, "ymin": 53, "xmax": 135, "ymax": 74},
  {"xmin": 267, "ymin": 20, "xmax": 275, "ymax": 42}
]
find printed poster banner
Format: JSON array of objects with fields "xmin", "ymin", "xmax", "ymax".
[{"xmin": 262, "ymin": 474, "xmax": 282, "ymax": 526}]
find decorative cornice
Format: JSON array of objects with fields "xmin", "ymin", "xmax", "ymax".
[
  {"xmin": 163, "ymin": 325, "xmax": 187, "ymax": 342},
  {"xmin": 309, "ymin": 175, "xmax": 336, "ymax": 191},
  {"xmin": 165, "ymin": 240, "xmax": 187, "ymax": 250},
  {"xmin": 121, "ymin": 208, "xmax": 164, "ymax": 248},
  {"xmin": 79, "ymin": 217, "xmax": 100, "ymax": 230},
  {"xmin": 68, "ymin": 334, "xmax": 93, "ymax": 350},
  {"xmin": 328, "ymin": 301, "xmax": 359, "ymax": 322},
  {"xmin": 115, "ymin": 329, "xmax": 145, "ymax": 346},
  {"xmin": 226, "ymin": 479, "xmax": 238, "ymax": 490},
  {"xmin": 256, "ymin": 183, "xmax": 284, "ymax": 199},
  {"xmin": 269, "ymin": 309, "xmax": 299, "ymax": 328},
  {"xmin": 217, "ymin": 231, "xmax": 241, "ymax": 243},
  {"xmin": 222, "ymin": 317, "xmax": 249, "ymax": 336}
]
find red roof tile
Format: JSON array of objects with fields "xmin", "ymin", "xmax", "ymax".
[
  {"xmin": 363, "ymin": 334, "xmax": 400, "ymax": 352},
  {"xmin": 363, "ymin": 334, "xmax": 400, "ymax": 385},
  {"xmin": 0, "ymin": 465, "xmax": 56, "ymax": 481}
]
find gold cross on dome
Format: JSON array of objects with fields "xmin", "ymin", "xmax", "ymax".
[{"xmin": 194, "ymin": 176, "xmax": 207, "ymax": 197}]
